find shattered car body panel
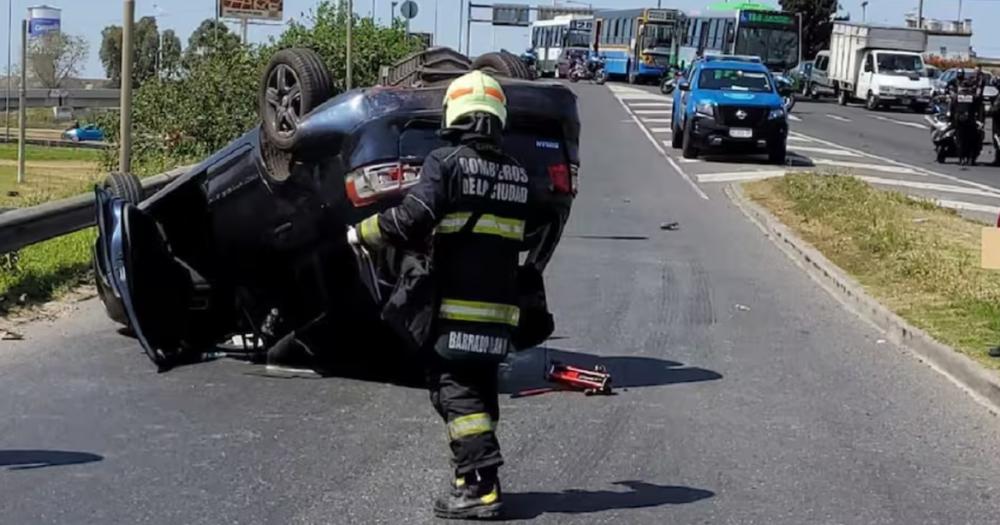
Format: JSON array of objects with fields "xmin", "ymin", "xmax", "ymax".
[{"xmin": 94, "ymin": 78, "xmax": 580, "ymax": 369}]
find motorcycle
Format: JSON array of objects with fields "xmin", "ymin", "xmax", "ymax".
[
  {"xmin": 774, "ymin": 74, "xmax": 796, "ymax": 113},
  {"xmin": 569, "ymin": 55, "xmax": 606, "ymax": 85},
  {"xmin": 660, "ymin": 67, "xmax": 682, "ymax": 95},
  {"xmin": 930, "ymin": 90, "xmax": 985, "ymax": 165}
]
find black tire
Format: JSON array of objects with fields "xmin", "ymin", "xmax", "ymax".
[
  {"xmin": 936, "ymin": 146, "xmax": 947, "ymax": 164},
  {"xmin": 259, "ymin": 48, "xmax": 333, "ymax": 151},
  {"xmin": 911, "ymin": 103, "xmax": 928, "ymax": 114},
  {"xmin": 768, "ymin": 141, "xmax": 787, "ymax": 164},
  {"xmin": 499, "ymin": 51, "xmax": 531, "ymax": 79},
  {"xmin": 682, "ymin": 120, "xmax": 699, "ymax": 159},
  {"xmin": 472, "ymin": 52, "xmax": 515, "ymax": 77},
  {"xmin": 627, "ymin": 68, "xmax": 637, "ymax": 85},
  {"xmin": 103, "ymin": 172, "xmax": 144, "ymax": 204},
  {"xmin": 810, "ymin": 85, "xmax": 820, "ymax": 100},
  {"xmin": 837, "ymin": 88, "xmax": 849, "ymax": 106},
  {"xmin": 865, "ymin": 92, "xmax": 880, "ymax": 111},
  {"xmin": 671, "ymin": 120, "xmax": 683, "ymax": 149}
]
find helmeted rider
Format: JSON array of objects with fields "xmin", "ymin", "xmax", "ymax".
[{"xmin": 350, "ymin": 70, "xmax": 529, "ymax": 520}]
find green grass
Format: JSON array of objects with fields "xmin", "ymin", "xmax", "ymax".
[
  {"xmin": 0, "ymin": 143, "xmax": 102, "ymax": 162},
  {"xmin": 0, "ymin": 228, "xmax": 96, "ymax": 316},
  {"xmin": 745, "ymin": 173, "xmax": 1000, "ymax": 370},
  {"xmin": 0, "ymin": 108, "xmax": 66, "ymax": 129}
]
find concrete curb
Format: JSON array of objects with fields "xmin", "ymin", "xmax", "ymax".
[{"xmin": 726, "ymin": 183, "xmax": 1000, "ymax": 413}]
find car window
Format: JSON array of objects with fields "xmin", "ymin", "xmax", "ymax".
[{"xmin": 698, "ymin": 68, "xmax": 772, "ymax": 92}]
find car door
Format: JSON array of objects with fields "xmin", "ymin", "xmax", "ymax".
[
  {"xmin": 858, "ymin": 53, "xmax": 875, "ymax": 98},
  {"xmin": 814, "ymin": 55, "xmax": 829, "ymax": 89}
]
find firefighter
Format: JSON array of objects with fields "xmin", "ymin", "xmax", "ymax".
[{"xmin": 349, "ymin": 70, "xmax": 529, "ymax": 520}]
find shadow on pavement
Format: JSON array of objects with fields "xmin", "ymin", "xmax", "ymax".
[
  {"xmin": 501, "ymin": 480, "xmax": 714, "ymax": 520},
  {"xmin": 499, "ymin": 346, "xmax": 722, "ymax": 394},
  {"xmin": 0, "ymin": 450, "xmax": 104, "ymax": 471}
]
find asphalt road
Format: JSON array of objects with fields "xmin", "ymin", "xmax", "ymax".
[{"xmin": 3, "ymin": 83, "xmax": 1000, "ymax": 524}]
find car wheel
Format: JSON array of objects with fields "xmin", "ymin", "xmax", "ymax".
[
  {"xmin": 554, "ymin": 67, "xmax": 560, "ymax": 79},
  {"xmin": 682, "ymin": 120, "xmax": 699, "ymax": 159},
  {"xmin": 768, "ymin": 141, "xmax": 787, "ymax": 165},
  {"xmin": 627, "ymin": 68, "xmax": 637, "ymax": 85},
  {"xmin": 260, "ymin": 48, "xmax": 333, "ymax": 152},
  {"xmin": 472, "ymin": 52, "xmax": 516, "ymax": 77},
  {"xmin": 498, "ymin": 51, "xmax": 532, "ymax": 79},
  {"xmin": 671, "ymin": 120, "xmax": 683, "ymax": 149},
  {"xmin": 103, "ymin": 172, "xmax": 144, "ymax": 205},
  {"xmin": 865, "ymin": 92, "xmax": 880, "ymax": 111},
  {"xmin": 936, "ymin": 146, "xmax": 947, "ymax": 164},
  {"xmin": 810, "ymin": 85, "xmax": 820, "ymax": 100}
]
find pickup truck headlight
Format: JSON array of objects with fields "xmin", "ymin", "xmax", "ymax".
[
  {"xmin": 696, "ymin": 100, "xmax": 716, "ymax": 118},
  {"xmin": 768, "ymin": 108, "xmax": 786, "ymax": 120}
]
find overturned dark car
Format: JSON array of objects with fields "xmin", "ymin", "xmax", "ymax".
[{"xmin": 93, "ymin": 48, "xmax": 580, "ymax": 371}]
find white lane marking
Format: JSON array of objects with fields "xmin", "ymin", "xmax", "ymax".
[
  {"xmin": 793, "ymin": 131, "xmax": 1000, "ymax": 197},
  {"xmin": 787, "ymin": 114, "xmax": 802, "ymax": 122},
  {"xmin": 642, "ymin": 118, "xmax": 672, "ymax": 123},
  {"xmin": 678, "ymin": 158, "xmax": 702, "ymax": 163},
  {"xmin": 787, "ymin": 135, "xmax": 814, "ymax": 143},
  {"xmin": 615, "ymin": 96, "xmax": 709, "ymax": 200},
  {"xmin": 650, "ymin": 127, "xmax": 672, "ymax": 133},
  {"xmin": 791, "ymin": 145, "xmax": 861, "ymax": 157},
  {"xmin": 932, "ymin": 199, "xmax": 1000, "ymax": 215},
  {"xmin": 871, "ymin": 114, "xmax": 930, "ymax": 130},
  {"xmin": 859, "ymin": 175, "xmax": 1000, "ymax": 198},
  {"xmin": 812, "ymin": 158, "xmax": 918, "ymax": 174},
  {"xmin": 618, "ymin": 93, "xmax": 673, "ymax": 101},
  {"xmin": 628, "ymin": 102, "xmax": 671, "ymax": 107},
  {"xmin": 697, "ymin": 170, "xmax": 789, "ymax": 183},
  {"xmin": 634, "ymin": 109, "xmax": 672, "ymax": 115},
  {"xmin": 826, "ymin": 114, "xmax": 851, "ymax": 122}
]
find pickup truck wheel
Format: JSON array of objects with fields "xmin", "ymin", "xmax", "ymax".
[
  {"xmin": 681, "ymin": 120, "xmax": 699, "ymax": 159},
  {"xmin": 768, "ymin": 141, "xmax": 787, "ymax": 165},
  {"xmin": 671, "ymin": 119, "xmax": 683, "ymax": 149},
  {"xmin": 103, "ymin": 172, "xmax": 144, "ymax": 204},
  {"xmin": 865, "ymin": 92, "xmax": 880, "ymax": 111},
  {"xmin": 260, "ymin": 48, "xmax": 333, "ymax": 151}
]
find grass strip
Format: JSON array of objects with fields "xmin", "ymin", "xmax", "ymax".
[
  {"xmin": 0, "ymin": 228, "xmax": 95, "ymax": 316},
  {"xmin": 745, "ymin": 173, "xmax": 1000, "ymax": 370}
]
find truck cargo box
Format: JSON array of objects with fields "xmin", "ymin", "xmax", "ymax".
[{"xmin": 829, "ymin": 22, "xmax": 927, "ymax": 88}]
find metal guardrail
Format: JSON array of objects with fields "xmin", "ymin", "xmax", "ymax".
[
  {"xmin": 0, "ymin": 136, "xmax": 109, "ymax": 149},
  {"xmin": 0, "ymin": 165, "xmax": 190, "ymax": 254}
]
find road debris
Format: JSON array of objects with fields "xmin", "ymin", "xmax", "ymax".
[
  {"xmin": 660, "ymin": 221, "xmax": 680, "ymax": 231},
  {"xmin": 547, "ymin": 361, "xmax": 613, "ymax": 395},
  {"xmin": 1, "ymin": 329, "xmax": 24, "ymax": 341},
  {"xmin": 734, "ymin": 304, "xmax": 751, "ymax": 312},
  {"xmin": 876, "ymin": 339, "xmax": 887, "ymax": 345}
]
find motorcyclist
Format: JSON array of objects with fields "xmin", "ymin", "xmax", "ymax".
[
  {"xmin": 951, "ymin": 73, "xmax": 982, "ymax": 166},
  {"xmin": 351, "ymin": 70, "xmax": 529, "ymax": 520}
]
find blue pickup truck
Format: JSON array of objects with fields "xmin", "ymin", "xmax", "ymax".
[{"xmin": 671, "ymin": 56, "xmax": 790, "ymax": 164}]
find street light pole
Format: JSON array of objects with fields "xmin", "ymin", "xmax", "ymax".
[
  {"xmin": 862, "ymin": 1, "xmax": 868, "ymax": 22},
  {"xmin": 120, "ymin": 0, "xmax": 135, "ymax": 174},
  {"xmin": 917, "ymin": 0, "xmax": 924, "ymax": 28}
]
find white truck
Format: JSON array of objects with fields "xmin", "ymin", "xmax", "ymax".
[{"xmin": 829, "ymin": 22, "xmax": 932, "ymax": 112}]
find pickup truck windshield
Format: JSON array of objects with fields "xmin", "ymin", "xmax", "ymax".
[
  {"xmin": 698, "ymin": 68, "xmax": 772, "ymax": 92},
  {"xmin": 876, "ymin": 53, "xmax": 924, "ymax": 76}
]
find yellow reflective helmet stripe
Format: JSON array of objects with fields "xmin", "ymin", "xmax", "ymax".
[
  {"xmin": 447, "ymin": 412, "xmax": 494, "ymax": 440},
  {"xmin": 436, "ymin": 212, "xmax": 524, "ymax": 241},
  {"xmin": 440, "ymin": 299, "xmax": 520, "ymax": 326},
  {"xmin": 443, "ymin": 71, "xmax": 508, "ymax": 128},
  {"xmin": 358, "ymin": 214, "xmax": 383, "ymax": 247}
]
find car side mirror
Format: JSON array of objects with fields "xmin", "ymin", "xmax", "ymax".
[{"xmin": 679, "ymin": 81, "xmax": 690, "ymax": 92}]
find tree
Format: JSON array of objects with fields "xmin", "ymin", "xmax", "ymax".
[
  {"xmin": 134, "ymin": 16, "xmax": 161, "ymax": 85},
  {"xmin": 100, "ymin": 25, "xmax": 123, "ymax": 85},
  {"xmin": 160, "ymin": 30, "xmax": 182, "ymax": 78},
  {"xmin": 185, "ymin": 20, "xmax": 241, "ymax": 67},
  {"xmin": 28, "ymin": 32, "xmax": 89, "ymax": 88},
  {"xmin": 780, "ymin": 0, "xmax": 839, "ymax": 60}
]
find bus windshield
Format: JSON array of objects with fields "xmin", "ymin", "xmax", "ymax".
[
  {"xmin": 699, "ymin": 68, "xmax": 772, "ymax": 92},
  {"xmin": 565, "ymin": 29, "xmax": 591, "ymax": 48},
  {"xmin": 641, "ymin": 23, "xmax": 675, "ymax": 49},
  {"xmin": 734, "ymin": 27, "xmax": 798, "ymax": 70}
]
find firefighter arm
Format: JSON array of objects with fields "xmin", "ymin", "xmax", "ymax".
[{"xmin": 357, "ymin": 153, "xmax": 449, "ymax": 249}]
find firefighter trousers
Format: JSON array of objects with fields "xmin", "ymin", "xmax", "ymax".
[{"xmin": 426, "ymin": 355, "xmax": 504, "ymax": 476}]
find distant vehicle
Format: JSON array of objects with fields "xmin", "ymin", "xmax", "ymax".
[
  {"xmin": 63, "ymin": 123, "xmax": 104, "ymax": 142},
  {"xmin": 670, "ymin": 57, "xmax": 791, "ymax": 164},
  {"xmin": 555, "ymin": 47, "xmax": 590, "ymax": 79},
  {"xmin": 530, "ymin": 15, "xmax": 593, "ymax": 77},
  {"xmin": 933, "ymin": 68, "xmax": 995, "ymax": 97},
  {"xmin": 804, "ymin": 50, "xmax": 835, "ymax": 99},
  {"xmin": 678, "ymin": 9, "xmax": 801, "ymax": 76},
  {"xmin": 591, "ymin": 8, "xmax": 683, "ymax": 84},
  {"xmin": 828, "ymin": 22, "xmax": 932, "ymax": 112},
  {"xmin": 787, "ymin": 59, "xmax": 813, "ymax": 94}
]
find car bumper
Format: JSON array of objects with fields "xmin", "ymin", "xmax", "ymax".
[
  {"xmin": 689, "ymin": 115, "xmax": 787, "ymax": 150},
  {"xmin": 876, "ymin": 95, "xmax": 931, "ymax": 105}
]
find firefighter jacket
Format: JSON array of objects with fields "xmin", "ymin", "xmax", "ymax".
[{"xmin": 358, "ymin": 138, "xmax": 531, "ymax": 362}]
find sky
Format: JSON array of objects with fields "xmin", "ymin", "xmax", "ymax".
[{"xmin": 1, "ymin": 0, "xmax": 999, "ymax": 79}]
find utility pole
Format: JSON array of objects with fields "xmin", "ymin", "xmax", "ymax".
[
  {"xmin": 16, "ymin": 19, "xmax": 25, "ymax": 184},
  {"xmin": 917, "ymin": 0, "xmax": 924, "ymax": 29},
  {"xmin": 347, "ymin": 0, "xmax": 353, "ymax": 90},
  {"xmin": 434, "ymin": 0, "xmax": 439, "ymax": 45},
  {"xmin": 861, "ymin": 1, "xmax": 868, "ymax": 22},
  {"xmin": 458, "ymin": 0, "xmax": 463, "ymax": 53},
  {"xmin": 120, "ymin": 0, "xmax": 135, "ymax": 174}
]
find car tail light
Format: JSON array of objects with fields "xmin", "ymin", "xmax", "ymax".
[
  {"xmin": 345, "ymin": 162, "xmax": 421, "ymax": 207},
  {"xmin": 548, "ymin": 163, "xmax": 578, "ymax": 195}
]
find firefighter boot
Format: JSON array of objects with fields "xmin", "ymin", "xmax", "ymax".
[{"xmin": 433, "ymin": 468, "xmax": 503, "ymax": 520}]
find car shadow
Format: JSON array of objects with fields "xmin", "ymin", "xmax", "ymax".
[
  {"xmin": 501, "ymin": 480, "xmax": 715, "ymax": 520},
  {"xmin": 0, "ymin": 450, "xmax": 104, "ymax": 471},
  {"xmin": 699, "ymin": 152, "xmax": 815, "ymax": 168},
  {"xmin": 499, "ymin": 346, "xmax": 723, "ymax": 394}
]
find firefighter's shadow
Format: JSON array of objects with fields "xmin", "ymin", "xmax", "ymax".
[
  {"xmin": 501, "ymin": 480, "xmax": 715, "ymax": 520},
  {"xmin": 499, "ymin": 346, "xmax": 722, "ymax": 394}
]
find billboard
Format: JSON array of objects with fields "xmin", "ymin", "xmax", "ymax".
[
  {"xmin": 219, "ymin": 0, "xmax": 284, "ymax": 21},
  {"xmin": 28, "ymin": 5, "xmax": 61, "ymax": 37}
]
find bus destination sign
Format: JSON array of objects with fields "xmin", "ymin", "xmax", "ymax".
[{"xmin": 740, "ymin": 10, "xmax": 795, "ymax": 28}]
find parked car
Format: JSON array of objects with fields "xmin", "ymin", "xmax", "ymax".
[
  {"xmin": 670, "ymin": 57, "xmax": 791, "ymax": 163},
  {"xmin": 63, "ymin": 123, "xmax": 104, "ymax": 142},
  {"xmin": 933, "ymin": 68, "xmax": 995, "ymax": 97},
  {"xmin": 804, "ymin": 50, "xmax": 835, "ymax": 99},
  {"xmin": 92, "ymin": 48, "xmax": 579, "ymax": 371},
  {"xmin": 555, "ymin": 47, "xmax": 589, "ymax": 79},
  {"xmin": 787, "ymin": 60, "xmax": 813, "ymax": 95}
]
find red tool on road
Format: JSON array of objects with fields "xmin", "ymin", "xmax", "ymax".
[{"xmin": 546, "ymin": 361, "xmax": 613, "ymax": 395}]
